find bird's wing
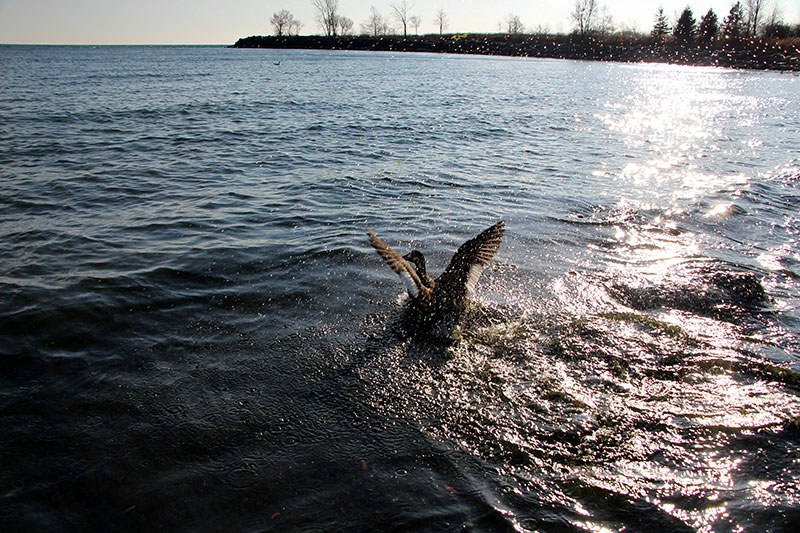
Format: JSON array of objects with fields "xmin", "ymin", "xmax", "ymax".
[
  {"xmin": 437, "ymin": 221, "xmax": 504, "ymax": 298},
  {"xmin": 367, "ymin": 228, "xmax": 426, "ymax": 298}
]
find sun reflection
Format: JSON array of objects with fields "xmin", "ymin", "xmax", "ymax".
[
  {"xmin": 598, "ymin": 67, "xmax": 725, "ymax": 151},
  {"xmin": 706, "ymin": 203, "xmax": 733, "ymax": 218},
  {"xmin": 756, "ymin": 250, "xmax": 784, "ymax": 272},
  {"xmin": 677, "ymin": 172, "xmax": 750, "ymax": 204},
  {"xmin": 590, "ymin": 448, "xmax": 743, "ymax": 532},
  {"xmin": 597, "ymin": 65, "xmax": 760, "ymax": 219},
  {"xmin": 746, "ymin": 479, "xmax": 783, "ymax": 510},
  {"xmin": 608, "ymin": 212, "xmax": 700, "ymax": 278},
  {"xmin": 662, "ymin": 310, "xmax": 738, "ymax": 349},
  {"xmin": 619, "ymin": 162, "xmax": 661, "ymax": 187},
  {"xmin": 571, "ymin": 520, "xmax": 617, "ymax": 533},
  {"xmin": 757, "ymin": 242, "xmax": 800, "ymax": 276}
]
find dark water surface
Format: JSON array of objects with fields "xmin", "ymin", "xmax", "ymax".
[{"xmin": 2, "ymin": 45, "xmax": 800, "ymax": 531}]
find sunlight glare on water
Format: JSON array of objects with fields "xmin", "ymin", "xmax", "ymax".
[{"xmin": 598, "ymin": 65, "xmax": 762, "ymax": 208}]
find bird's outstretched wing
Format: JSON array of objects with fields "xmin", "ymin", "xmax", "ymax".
[
  {"xmin": 437, "ymin": 221, "xmax": 504, "ymax": 298},
  {"xmin": 367, "ymin": 228, "xmax": 427, "ymax": 298}
]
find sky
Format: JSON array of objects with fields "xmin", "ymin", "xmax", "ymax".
[{"xmin": 0, "ymin": 0, "xmax": 797, "ymax": 45}]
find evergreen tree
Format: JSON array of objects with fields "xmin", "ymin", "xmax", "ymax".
[
  {"xmin": 673, "ymin": 6, "xmax": 697, "ymax": 41},
  {"xmin": 698, "ymin": 9, "xmax": 719, "ymax": 42},
  {"xmin": 652, "ymin": 7, "xmax": 671, "ymax": 39},
  {"xmin": 723, "ymin": 2, "xmax": 746, "ymax": 38}
]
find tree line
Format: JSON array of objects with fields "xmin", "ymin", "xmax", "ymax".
[
  {"xmin": 269, "ymin": 0, "xmax": 799, "ymax": 41},
  {"xmin": 273, "ymin": 1, "xmax": 437, "ymax": 38},
  {"xmin": 567, "ymin": 0, "xmax": 797, "ymax": 40},
  {"xmin": 651, "ymin": 1, "xmax": 799, "ymax": 43}
]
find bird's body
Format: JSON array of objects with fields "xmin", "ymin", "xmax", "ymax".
[{"xmin": 367, "ymin": 221, "xmax": 505, "ymax": 325}]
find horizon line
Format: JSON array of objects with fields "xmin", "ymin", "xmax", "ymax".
[{"xmin": 0, "ymin": 42, "xmax": 231, "ymax": 46}]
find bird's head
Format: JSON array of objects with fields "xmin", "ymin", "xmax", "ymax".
[{"xmin": 403, "ymin": 250, "xmax": 429, "ymax": 280}]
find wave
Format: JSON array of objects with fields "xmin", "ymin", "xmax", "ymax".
[{"xmin": 607, "ymin": 261, "xmax": 770, "ymax": 319}]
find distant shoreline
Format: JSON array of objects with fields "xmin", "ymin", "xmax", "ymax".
[{"xmin": 231, "ymin": 34, "xmax": 800, "ymax": 72}]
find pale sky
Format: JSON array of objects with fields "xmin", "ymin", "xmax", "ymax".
[{"xmin": 0, "ymin": 0, "xmax": 797, "ymax": 44}]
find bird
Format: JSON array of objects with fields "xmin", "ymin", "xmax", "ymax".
[{"xmin": 367, "ymin": 221, "xmax": 504, "ymax": 324}]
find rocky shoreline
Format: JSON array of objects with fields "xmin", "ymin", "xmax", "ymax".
[{"xmin": 231, "ymin": 34, "xmax": 800, "ymax": 71}]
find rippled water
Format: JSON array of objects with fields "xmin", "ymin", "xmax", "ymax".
[{"xmin": 2, "ymin": 45, "xmax": 800, "ymax": 531}]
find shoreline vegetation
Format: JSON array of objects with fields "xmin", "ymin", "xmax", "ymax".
[{"xmin": 231, "ymin": 34, "xmax": 800, "ymax": 71}]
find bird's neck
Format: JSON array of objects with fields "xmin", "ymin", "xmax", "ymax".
[{"xmin": 409, "ymin": 254, "xmax": 433, "ymax": 287}]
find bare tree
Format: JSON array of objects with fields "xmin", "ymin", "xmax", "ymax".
[
  {"xmin": 766, "ymin": 2, "xmax": 783, "ymax": 27},
  {"xmin": 336, "ymin": 15, "xmax": 354, "ymax": 36},
  {"xmin": 271, "ymin": 10, "xmax": 299, "ymax": 37},
  {"xmin": 290, "ymin": 19, "xmax": 304, "ymax": 36},
  {"xmin": 744, "ymin": 0, "xmax": 770, "ymax": 36},
  {"xmin": 434, "ymin": 8, "xmax": 448, "ymax": 35},
  {"xmin": 571, "ymin": 0, "xmax": 598, "ymax": 37},
  {"xmin": 313, "ymin": 0, "xmax": 339, "ymax": 37},
  {"xmin": 504, "ymin": 13, "xmax": 525, "ymax": 34},
  {"xmin": 391, "ymin": 0, "xmax": 414, "ymax": 38},
  {"xmin": 597, "ymin": 5, "xmax": 614, "ymax": 36},
  {"xmin": 532, "ymin": 22, "xmax": 551, "ymax": 35},
  {"xmin": 409, "ymin": 15, "xmax": 422, "ymax": 35},
  {"xmin": 361, "ymin": 5, "xmax": 389, "ymax": 36}
]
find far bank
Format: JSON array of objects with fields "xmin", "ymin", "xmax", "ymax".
[{"xmin": 231, "ymin": 34, "xmax": 800, "ymax": 71}]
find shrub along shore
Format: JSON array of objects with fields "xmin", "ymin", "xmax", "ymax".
[{"xmin": 231, "ymin": 34, "xmax": 800, "ymax": 71}]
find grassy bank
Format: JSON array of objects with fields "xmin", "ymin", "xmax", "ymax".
[{"xmin": 232, "ymin": 33, "xmax": 800, "ymax": 71}]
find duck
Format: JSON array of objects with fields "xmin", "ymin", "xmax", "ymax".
[{"xmin": 367, "ymin": 221, "xmax": 504, "ymax": 322}]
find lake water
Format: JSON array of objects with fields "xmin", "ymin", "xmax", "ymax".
[{"xmin": 1, "ymin": 45, "xmax": 800, "ymax": 531}]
